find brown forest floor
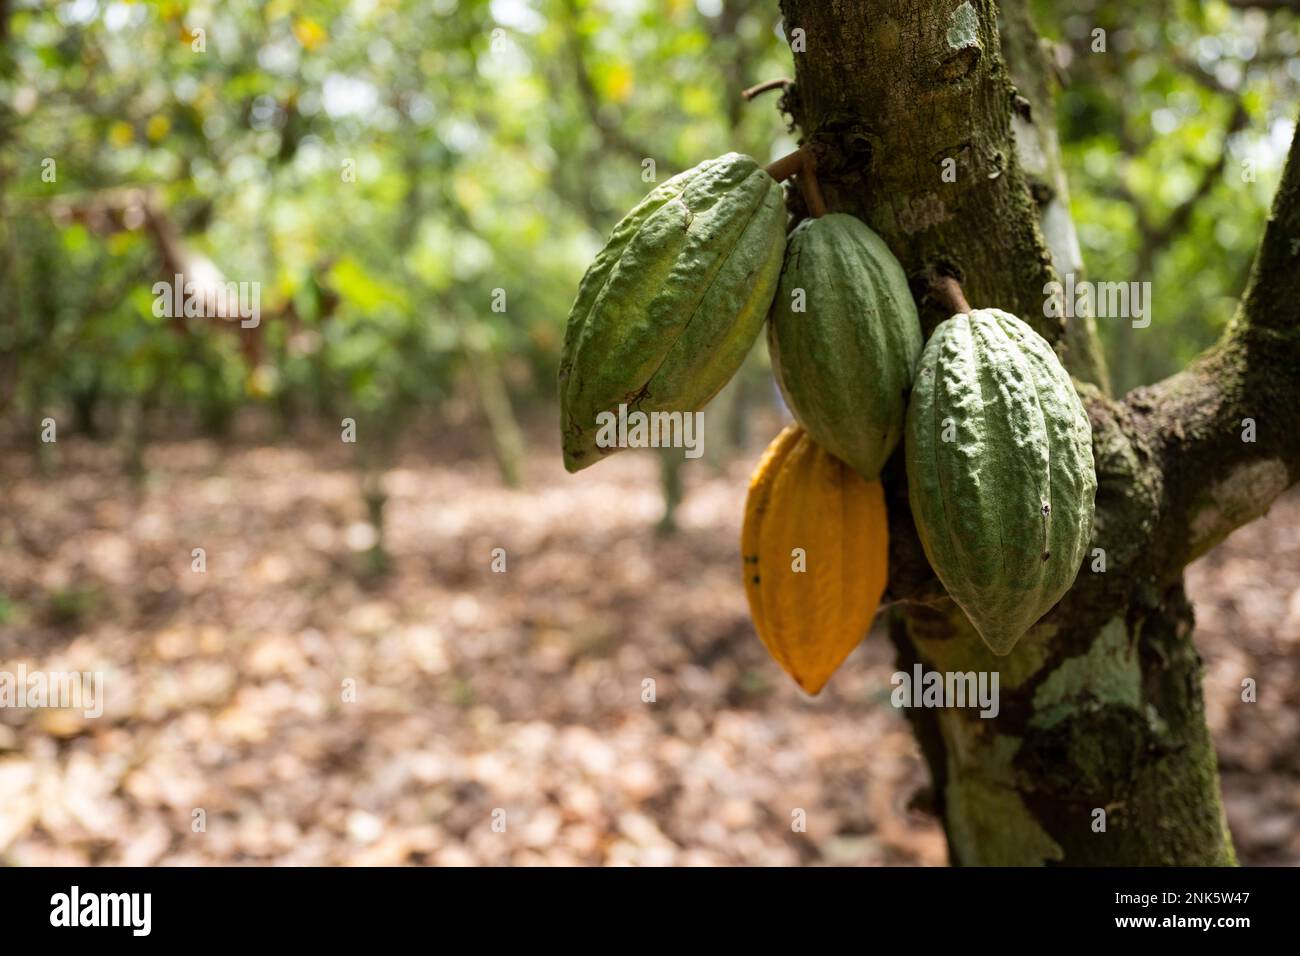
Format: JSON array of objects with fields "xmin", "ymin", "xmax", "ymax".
[{"xmin": 0, "ymin": 416, "xmax": 1297, "ymax": 866}]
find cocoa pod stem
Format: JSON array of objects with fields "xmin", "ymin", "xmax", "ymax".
[
  {"xmin": 796, "ymin": 158, "xmax": 827, "ymax": 219},
  {"xmin": 765, "ymin": 145, "xmax": 827, "ymax": 218},
  {"xmin": 763, "ymin": 146, "xmax": 808, "ymax": 183},
  {"xmin": 932, "ymin": 274, "xmax": 972, "ymax": 315}
]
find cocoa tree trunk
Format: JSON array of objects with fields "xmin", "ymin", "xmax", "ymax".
[{"xmin": 779, "ymin": 0, "xmax": 1300, "ymax": 865}]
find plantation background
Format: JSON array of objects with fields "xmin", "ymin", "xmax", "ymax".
[{"xmin": 1, "ymin": 0, "xmax": 1297, "ymax": 865}]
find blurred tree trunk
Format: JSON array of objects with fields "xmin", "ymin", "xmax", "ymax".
[
  {"xmin": 656, "ymin": 447, "xmax": 684, "ymax": 535},
  {"xmin": 70, "ymin": 374, "xmax": 103, "ymax": 437},
  {"xmin": 781, "ymin": 0, "xmax": 1299, "ymax": 865},
  {"xmin": 460, "ymin": 325, "xmax": 525, "ymax": 490},
  {"xmin": 122, "ymin": 386, "xmax": 158, "ymax": 488},
  {"xmin": 399, "ymin": 95, "xmax": 526, "ymax": 489},
  {"xmin": 996, "ymin": 0, "xmax": 1109, "ymax": 394}
]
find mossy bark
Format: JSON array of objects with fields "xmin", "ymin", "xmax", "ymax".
[
  {"xmin": 780, "ymin": 0, "xmax": 1299, "ymax": 865},
  {"xmin": 890, "ymin": 592, "xmax": 1234, "ymax": 865}
]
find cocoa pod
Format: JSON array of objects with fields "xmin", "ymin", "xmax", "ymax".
[
  {"xmin": 559, "ymin": 153, "xmax": 786, "ymax": 472},
  {"xmin": 904, "ymin": 308, "xmax": 1096, "ymax": 655},
  {"xmin": 742, "ymin": 423, "xmax": 889, "ymax": 693},
  {"xmin": 768, "ymin": 213, "xmax": 922, "ymax": 480}
]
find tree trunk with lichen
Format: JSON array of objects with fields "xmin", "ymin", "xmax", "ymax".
[{"xmin": 778, "ymin": 0, "xmax": 1300, "ymax": 865}]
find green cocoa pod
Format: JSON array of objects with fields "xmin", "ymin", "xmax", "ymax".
[
  {"xmin": 559, "ymin": 153, "xmax": 786, "ymax": 473},
  {"xmin": 768, "ymin": 213, "xmax": 922, "ymax": 480},
  {"xmin": 904, "ymin": 308, "xmax": 1096, "ymax": 655}
]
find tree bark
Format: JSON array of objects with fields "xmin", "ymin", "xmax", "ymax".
[
  {"xmin": 996, "ymin": 0, "xmax": 1110, "ymax": 393},
  {"xmin": 779, "ymin": 0, "xmax": 1300, "ymax": 865}
]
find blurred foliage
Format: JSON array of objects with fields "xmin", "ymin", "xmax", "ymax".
[
  {"xmin": 0, "ymin": 0, "xmax": 1296, "ymax": 445},
  {"xmin": 1036, "ymin": 0, "xmax": 1298, "ymax": 391}
]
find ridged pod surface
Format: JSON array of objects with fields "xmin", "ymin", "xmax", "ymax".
[
  {"xmin": 558, "ymin": 153, "xmax": 787, "ymax": 472},
  {"xmin": 768, "ymin": 213, "xmax": 922, "ymax": 480},
  {"xmin": 904, "ymin": 309, "xmax": 1096, "ymax": 655},
  {"xmin": 741, "ymin": 424, "xmax": 889, "ymax": 694}
]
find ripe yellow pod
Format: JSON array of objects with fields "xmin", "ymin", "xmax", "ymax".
[{"xmin": 741, "ymin": 424, "xmax": 889, "ymax": 694}]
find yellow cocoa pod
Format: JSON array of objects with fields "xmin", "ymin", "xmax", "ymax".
[{"xmin": 741, "ymin": 424, "xmax": 888, "ymax": 694}]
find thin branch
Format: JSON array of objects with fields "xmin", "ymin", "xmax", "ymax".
[
  {"xmin": 1223, "ymin": 0, "xmax": 1300, "ymax": 10},
  {"xmin": 742, "ymin": 78, "xmax": 792, "ymax": 100},
  {"xmin": 1096, "ymin": 181, "xmax": 1154, "ymax": 236},
  {"xmin": 1132, "ymin": 102, "xmax": 1248, "ymax": 278},
  {"xmin": 1170, "ymin": 51, "xmax": 1238, "ymax": 98},
  {"xmin": 707, "ymin": 0, "xmax": 750, "ymax": 130},
  {"xmin": 562, "ymin": 0, "xmax": 662, "ymax": 168}
]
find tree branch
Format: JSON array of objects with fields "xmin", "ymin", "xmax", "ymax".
[
  {"xmin": 1097, "ymin": 180, "xmax": 1155, "ymax": 236},
  {"xmin": 742, "ymin": 78, "xmax": 792, "ymax": 100},
  {"xmin": 1127, "ymin": 114, "xmax": 1300, "ymax": 573},
  {"xmin": 562, "ymin": 0, "xmax": 664, "ymax": 170},
  {"xmin": 1131, "ymin": 101, "xmax": 1248, "ymax": 279},
  {"xmin": 706, "ymin": 0, "xmax": 751, "ymax": 131},
  {"xmin": 1224, "ymin": 0, "xmax": 1300, "ymax": 10}
]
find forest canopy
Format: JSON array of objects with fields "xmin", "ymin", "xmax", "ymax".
[{"xmin": 1, "ymin": 0, "xmax": 1296, "ymax": 444}]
